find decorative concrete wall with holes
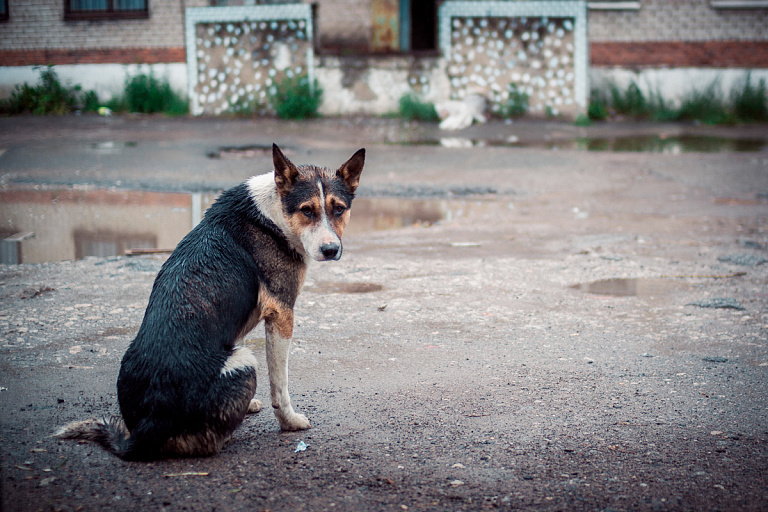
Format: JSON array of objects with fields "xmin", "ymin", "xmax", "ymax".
[
  {"xmin": 185, "ymin": 5, "xmax": 315, "ymax": 116},
  {"xmin": 438, "ymin": 1, "xmax": 588, "ymax": 117},
  {"xmin": 184, "ymin": 2, "xmax": 589, "ymax": 117}
]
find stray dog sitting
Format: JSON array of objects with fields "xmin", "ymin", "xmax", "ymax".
[{"xmin": 55, "ymin": 144, "xmax": 365, "ymax": 460}]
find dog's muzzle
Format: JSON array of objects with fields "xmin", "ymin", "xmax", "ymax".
[{"xmin": 320, "ymin": 242, "xmax": 341, "ymax": 261}]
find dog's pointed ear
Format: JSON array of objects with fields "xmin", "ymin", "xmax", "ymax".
[
  {"xmin": 273, "ymin": 144, "xmax": 300, "ymax": 196},
  {"xmin": 337, "ymin": 148, "xmax": 365, "ymax": 194}
]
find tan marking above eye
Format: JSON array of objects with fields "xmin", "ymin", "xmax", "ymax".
[
  {"xmin": 298, "ymin": 199, "xmax": 321, "ymax": 219},
  {"xmin": 325, "ymin": 195, "xmax": 348, "ymax": 215}
]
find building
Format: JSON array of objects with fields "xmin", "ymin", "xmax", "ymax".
[{"xmin": 1, "ymin": 0, "xmax": 767, "ymax": 116}]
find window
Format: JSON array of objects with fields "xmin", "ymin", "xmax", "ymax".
[
  {"xmin": 65, "ymin": 0, "xmax": 149, "ymax": 20},
  {"xmin": 407, "ymin": 0, "xmax": 437, "ymax": 52},
  {"xmin": 1, "ymin": 0, "xmax": 8, "ymax": 22},
  {"xmin": 587, "ymin": 1, "xmax": 641, "ymax": 9},
  {"xmin": 710, "ymin": 0, "xmax": 768, "ymax": 7}
]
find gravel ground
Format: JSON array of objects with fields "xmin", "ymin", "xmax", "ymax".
[{"xmin": 1, "ymin": 115, "xmax": 767, "ymax": 512}]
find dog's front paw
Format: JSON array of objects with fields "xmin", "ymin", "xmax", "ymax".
[
  {"xmin": 247, "ymin": 399, "xmax": 263, "ymax": 414},
  {"xmin": 277, "ymin": 412, "xmax": 311, "ymax": 431}
]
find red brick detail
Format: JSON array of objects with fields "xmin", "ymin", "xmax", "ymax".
[
  {"xmin": 591, "ymin": 41, "xmax": 768, "ymax": 68},
  {"xmin": 0, "ymin": 47, "xmax": 186, "ymax": 66}
]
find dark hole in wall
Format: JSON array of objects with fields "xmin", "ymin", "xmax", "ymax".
[{"xmin": 411, "ymin": 0, "xmax": 437, "ymax": 52}]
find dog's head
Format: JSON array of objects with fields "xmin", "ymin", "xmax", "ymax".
[{"xmin": 272, "ymin": 144, "xmax": 365, "ymax": 262}]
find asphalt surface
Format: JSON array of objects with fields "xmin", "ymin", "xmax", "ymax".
[{"xmin": 1, "ymin": 115, "xmax": 768, "ymax": 512}]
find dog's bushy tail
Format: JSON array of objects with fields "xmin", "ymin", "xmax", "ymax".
[{"xmin": 54, "ymin": 418, "xmax": 134, "ymax": 459}]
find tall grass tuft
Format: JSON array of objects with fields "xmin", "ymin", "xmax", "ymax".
[
  {"xmin": 500, "ymin": 82, "xmax": 529, "ymax": 118},
  {"xmin": 730, "ymin": 72, "xmax": 768, "ymax": 122},
  {"xmin": 677, "ymin": 80, "xmax": 733, "ymax": 125},
  {"xmin": 269, "ymin": 74, "xmax": 323, "ymax": 120},
  {"xmin": 398, "ymin": 93, "xmax": 439, "ymax": 121},
  {"xmin": 0, "ymin": 66, "xmax": 81, "ymax": 115},
  {"xmin": 588, "ymin": 74, "xmax": 768, "ymax": 125},
  {"xmin": 107, "ymin": 73, "xmax": 188, "ymax": 115}
]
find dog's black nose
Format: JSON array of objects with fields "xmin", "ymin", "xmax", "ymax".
[{"xmin": 320, "ymin": 243, "xmax": 340, "ymax": 260}]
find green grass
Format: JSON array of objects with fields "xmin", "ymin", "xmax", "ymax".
[
  {"xmin": 107, "ymin": 73, "xmax": 188, "ymax": 116},
  {"xmin": 0, "ymin": 66, "xmax": 81, "ymax": 115},
  {"xmin": 588, "ymin": 74, "xmax": 768, "ymax": 125},
  {"xmin": 730, "ymin": 72, "xmax": 768, "ymax": 122},
  {"xmin": 0, "ymin": 66, "xmax": 188, "ymax": 116},
  {"xmin": 500, "ymin": 83, "xmax": 529, "ymax": 118},
  {"xmin": 398, "ymin": 94, "xmax": 439, "ymax": 122},
  {"xmin": 269, "ymin": 74, "xmax": 323, "ymax": 120}
]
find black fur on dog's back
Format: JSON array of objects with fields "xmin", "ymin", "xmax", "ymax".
[{"xmin": 58, "ymin": 183, "xmax": 305, "ymax": 460}]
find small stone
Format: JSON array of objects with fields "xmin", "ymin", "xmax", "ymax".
[
  {"xmin": 450, "ymin": 479, "xmax": 464, "ymax": 487},
  {"xmin": 717, "ymin": 254, "xmax": 767, "ymax": 267}
]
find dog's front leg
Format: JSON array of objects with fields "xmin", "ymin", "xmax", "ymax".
[{"xmin": 265, "ymin": 319, "xmax": 311, "ymax": 431}]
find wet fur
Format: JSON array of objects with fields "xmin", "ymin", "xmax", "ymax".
[{"xmin": 55, "ymin": 145, "xmax": 365, "ymax": 460}]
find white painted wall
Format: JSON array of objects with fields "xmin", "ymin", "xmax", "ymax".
[
  {"xmin": 2, "ymin": 62, "xmax": 766, "ymax": 114},
  {"xmin": 0, "ymin": 63, "xmax": 188, "ymax": 102},
  {"xmin": 315, "ymin": 58, "xmax": 450, "ymax": 116}
]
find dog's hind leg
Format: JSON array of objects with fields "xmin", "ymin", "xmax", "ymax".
[
  {"xmin": 160, "ymin": 347, "xmax": 260, "ymax": 458},
  {"xmin": 265, "ymin": 318, "xmax": 311, "ymax": 431}
]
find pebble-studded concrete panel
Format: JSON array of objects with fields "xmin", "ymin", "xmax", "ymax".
[
  {"xmin": 439, "ymin": 1, "xmax": 588, "ymax": 117},
  {"xmin": 448, "ymin": 16, "xmax": 577, "ymax": 116},
  {"xmin": 185, "ymin": 5, "xmax": 314, "ymax": 116}
]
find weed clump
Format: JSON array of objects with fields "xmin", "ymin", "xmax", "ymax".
[
  {"xmin": 398, "ymin": 94, "xmax": 439, "ymax": 121},
  {"xmin": 500, "ymin": 83, "xmax": 529, "ymax": 118},
  {"xmin": 588, "ymin": 74, "xmax": 768, "ymax": 125},
  {"xmin": 731, "ymin": 72, "xmax": 768, "ymax": 122},
  {"xmin": 107, "ymin": 73, "xmax": 188, "ymax": 115},
  {"xmin": 269, "ymin": 74, "xmax": 322, "ymax": 120},
  {"xmin": 0, "ymin": 66, "xmax": 84, "ymax": 115}
]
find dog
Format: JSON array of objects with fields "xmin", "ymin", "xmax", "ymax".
[
  {"xmin": 436, "ymin": 93, "xmax": 487, "ymax": 131},
  {"xmin": 55, "ymin": 144, "xmax": 365, "ymax": 460}
]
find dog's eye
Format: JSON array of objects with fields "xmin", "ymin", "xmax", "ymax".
[
  {"xmin": 334, "ymin": 205, "xmax": 346, "ymax": 216},
  {"xmin": 300, "ymin": 206, "xmax": 314, "ymax": 218}
]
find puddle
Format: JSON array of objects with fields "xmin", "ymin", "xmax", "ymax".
[
  {"xmin": 304, "ymin": 281, "xmax": 383, "ymax": 294},
  {"xmin": 0, "ymin": 188, "xmax": 497, "ymax": 264},
  {"xmin": 407, "ymin": 135, "xmax": 768, "ymax": 153},
  {"xmin": 572, "ymin": 278, "xmax": 691, "ymax": 298},
  {"xmin": 206, "ymin": 144, "xmax": 273, "ymax": 159},
  {"xmin": 89, "ymin": 141, "xmax": 138, "ymax": 154},
  {"xmin": 574, "ymin": 135, "xmax": 768, "ymax": 153}
]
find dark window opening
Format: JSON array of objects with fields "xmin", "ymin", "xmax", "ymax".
[
  {"xmin": 65, "ymin": 0, "xmax": 149, "ymax": 21},
  {"xmin": 0, "ymin": 0, "xmax": 9, "ymax": 22},
  {"xmin": 410, "ymin": 0, "xmax": 437, "ymax": 52}
]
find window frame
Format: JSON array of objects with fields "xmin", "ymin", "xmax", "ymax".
[
  {"xmin": 710, "ymin": 0, "xmax": 768, "ymax": 8},
  {"xmin": 64, "ymin": 0, "xmax": 149, "ymax": 21},
  {"xmin": 587, "ymin": 1, "xmax": 641, "ymax": 10}
]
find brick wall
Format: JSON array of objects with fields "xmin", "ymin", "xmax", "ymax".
[
  {"xmin": 588, "ymin": 0, "xmax": 768, "ymax": 67},
  {"xmin": 588, "ymin": 0, "xmax": 768, "ymax": 42},
  {"xmin": 591, "ymin": 41, "xmax": 768, "ymax": 68},
  {"xmin": 0, "ymin": 0, "xmax": 201, "ymax": 65}
]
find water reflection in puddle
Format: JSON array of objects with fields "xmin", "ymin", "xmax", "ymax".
[
  {"xmin": 304, "ymin": 281, "xmax": 384, "ymax": 294},
  {"xmin": 572, "ymin": 278, "xmax": 690, "ymax": 298},
  {"xmin": 0, "ymin": 188, "xmax": 498, "ymax": 264},
  {"xmin": 420, "ymin": 135, "xmax": 768, "ymax": 153}
]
